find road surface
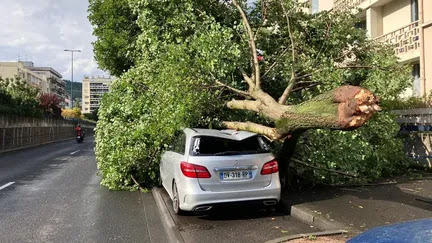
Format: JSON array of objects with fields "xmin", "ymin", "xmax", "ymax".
[
  {"xmin": 159, "ymin": 183, "xmax": 317, "ymax": 243},
  {"xmin": 0, "ymin": 136, "xmax": 167, "ymax": 243}
]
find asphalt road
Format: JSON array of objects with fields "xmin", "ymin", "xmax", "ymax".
[
  {"xmin": 0, "ymin": 136, "xmax": 167, "ymax": 243},
  {"xmin": 159, "ymin": 186, "xmax": 317, "ymax": 243}
]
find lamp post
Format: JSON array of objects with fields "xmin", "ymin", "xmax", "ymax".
[{"xmin": 64, "ymin": 49, "xmax": 81, "ymax": 108}]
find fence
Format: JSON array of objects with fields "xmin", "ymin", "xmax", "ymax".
[
  {"xmin": 393, "ymin": 109, "xmax": 432, "ymax": 168},
  {"xmin": 0, "ymin": 114, "xmax": 96, "ymax": 153}
]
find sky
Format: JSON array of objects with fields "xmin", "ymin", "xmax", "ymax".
[{"xmin": 0, "ymin": 0, "xmax": 107, "ymax": 82}]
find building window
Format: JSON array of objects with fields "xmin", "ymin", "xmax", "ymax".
[
  {"xmin": 355, "ymin": 19, "xmax": 367, "ymax": 30},
  {"xmin": 411, "ymin": 0, "xmax": 419, "ymax": 22},
  {"xmin": 412, "ymin": 63, "xmax": 421, "ymax": 96}
]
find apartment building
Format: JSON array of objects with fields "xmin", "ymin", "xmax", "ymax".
[
  {"xmin": 0, "ymin": 61, "xmax": 44, "ymax": 89},
  {"xmin": 28, "ymin": 66, "xmax": 66, "ymax": 102},
  {"xmin": 0, "ymin": 61, "xmax": 66, "ymax": 103},
  {"xmin": 313, "ymin": 0, "xmax": 432, "ymax": 97},
  {"xmin": 82, "ymin": 76, "xmax": 113, "ymax": 113}
]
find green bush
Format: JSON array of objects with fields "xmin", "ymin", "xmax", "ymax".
[
  {"xmin": 293, "ymin": 111, "xmax": 408, "ymax": 185},
  {"xmin": 0, "ymin": 77, "xmax": 43, "ymax": 117},
  {"xmin": 381, "ymin": 93, "xmax": 432, "ymax": 110},
  {"xmin": 95, "ymin": 65, "xmax": 220, "ymax": 190}
]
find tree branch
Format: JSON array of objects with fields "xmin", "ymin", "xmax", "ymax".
[
  {"xmin": 293, "ymin": 64, "xmax": 385, "ymax": 83},
  {"xmin": 291, "ymin": 83, "xmax": 319, "ymax": 92},
  {"xmin": 262, "ymin": 46, "xmax": 290, "ymax": 78},
  {"xmin": 222, "ymin": 121, "xmax": 282, "ymax": 140},
  {"xmin": 131, "ymin": 175, "xmax": 144, "ymax": 191},
  {"xmin": 291, "ymin": 158, "xmax": 357, "ymax": 178},
  {"xmin": 278, "ymin": 1, "xmax": 297, "ymax": 104},
  {"xmin": 240, "ymin": 68, "xmax": 255, "ymax": 89},
  {"xmin": 226, "ymin": 99, "xmax": 282, "ymax": 120},
  {"xmin": 313, "ymin": 20, "xmax": 332, "ymax": 65},
  {"xmin": 253, "ymin": 0, "xmax": 267, "ymax": 41},
  {"xmin": 215, "ymin": 80, "xmax": 250, "ymax": 97},
  {"xmin": 232, "ymin": 0, "xmax": 261, "ymax": 89},
  {"xmin": 278, "ymin": 73, "xmax": 296, "ymax": 104},
  {"xmin": 227, "ymin": 99, "xmax": 262, "ymax": 113}
]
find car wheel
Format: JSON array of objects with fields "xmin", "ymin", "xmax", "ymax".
[{"xmin": 172, "ymin": 181, "xmax": 184, "ymax": 215}]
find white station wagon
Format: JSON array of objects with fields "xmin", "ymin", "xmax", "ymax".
[{"xmin": 159, "ymin": 128, "xmax": 281, "ymax": 214}]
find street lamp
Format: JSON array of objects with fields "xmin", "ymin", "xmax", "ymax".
[{"xmin": 64, "ymin": 49, "xmax": 81, "ymax": 108}]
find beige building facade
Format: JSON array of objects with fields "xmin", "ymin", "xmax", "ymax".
[
  {"xmin": 82, "ymin": 76, "xmax": 113, "ymax": 113},
  {"xmin": 28, "ymin": 66, "xmax": 66, "ymax": 102},
  {"xmin": 0, "ymin": 61, "xmax": 66, "ymax": 103},
  {"xmin": 314, "ymin": 0, "xmax": 432, "ymax": 96},
  {"xmin": 0, "ymin": 61, "xmax": 44, "ymax": 90}
]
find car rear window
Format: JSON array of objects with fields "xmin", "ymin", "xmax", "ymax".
[{"xmin": 190, "ymin": 135, "xmax": 270, "ymax": 156}]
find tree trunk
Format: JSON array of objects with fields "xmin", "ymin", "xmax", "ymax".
[
  {"xmin": 276, "ymin": 130, "xmax": 305, "ymax": 190},
  {"xmin": 224, "ymin": 85, "xmax": 381, "ymax": 140}
]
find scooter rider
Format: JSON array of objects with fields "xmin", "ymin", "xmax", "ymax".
[{"xmin": 75, "ymin": 124, "xmax": 82, "ymax": 136}]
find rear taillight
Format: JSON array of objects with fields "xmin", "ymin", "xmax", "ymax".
[
  {"xmin": 180, "ymin": 162, "xmax": 211, "ymax": 178},
  {"xmin": 261, "ymin": 160, "xmax": 279, "ymax": 175}
]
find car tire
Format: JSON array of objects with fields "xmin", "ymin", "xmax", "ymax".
[{"xmin": 172, "ymin": 181, "xmax": 185, "ymax": 215}]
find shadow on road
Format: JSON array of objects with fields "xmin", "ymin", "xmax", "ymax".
[
  {"xmin": 283, "ymin": 175, "xmax": 432, "ymax": 212},
  {"xmin": 281, "ymin": 174, "xmax": 432, "ymax": 231},
  {"xmin": 195, "ymin": 202, "xmax": 290, "ymax": 221}
]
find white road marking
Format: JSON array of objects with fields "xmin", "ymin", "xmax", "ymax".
[
  {"xmin": 0, "ymin": 182, "xmax": 15, "ymax": 191},
  {"xmin": 70, "ymin": 150, "xmax": 80, "ymax": 155}
]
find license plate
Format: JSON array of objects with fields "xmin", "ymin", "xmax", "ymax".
[{"xmin": 220, "ymin": 171, "xmax": 252, "ymax": 180}]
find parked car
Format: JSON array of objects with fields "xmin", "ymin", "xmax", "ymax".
[
  {"xmin": 159, "ymin": 128, "xmax": 281, "ymax": 215},
  {"xmin": 348, "ymin": 218, "xmax": 432, "ymax": 243}
]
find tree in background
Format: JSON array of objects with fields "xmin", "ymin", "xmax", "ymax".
[
  {"xmin": 90, "ymin": 0, "xmax": 411, "ymax": 189},
  {"xmin": 83, "ymin": 108, "xmax": 99, "ymax": 121},
  {"xmin": 61, "ymin": 107, "xmax": 83, "ymax": 119},
  {"xmin": 38, "ymin": 93, "xmax": 62, "ymax": 118},
  {"xmin": 0, "ymin": 77, "xmax": 43, "ymax": 117},
  {"xmin": 88, "ymin": 0, "xmax": 141, "ymax": 77}
]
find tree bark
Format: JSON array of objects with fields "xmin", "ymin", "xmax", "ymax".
[
  {"xmin": 223, "ymin": 85, "xmax": 381, "ymax": 139},
  {"xmin": 276, "ymin": 130, "xmax": 305, "ymax": 190}
]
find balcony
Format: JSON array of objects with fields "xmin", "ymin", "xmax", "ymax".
[
  {"xmin": 334, "ymin": 0, "xmax": 366, "ymax": 11},
  {"xmin": 374, "ymin": 21, "xmax": 420, "ymax": 61}
]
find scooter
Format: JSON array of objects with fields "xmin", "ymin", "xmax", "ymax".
[{"xmin": 76, "ymin": 132, "xmax": 84, "ymax": 143}]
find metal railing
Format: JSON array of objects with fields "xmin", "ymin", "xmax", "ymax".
[
  {"xmin": 333, "ymin": 0, "xmax": 366, "ymax": 11},
  {"xmin": 374, "ymin": 21, "xmax": 420, "ymax": 57}
]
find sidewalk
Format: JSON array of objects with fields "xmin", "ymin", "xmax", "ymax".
[{"xmin": 282, "ymin": 174, "xmax": 432, "ymax": 235}]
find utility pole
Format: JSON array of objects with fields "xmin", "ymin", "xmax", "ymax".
[{"xmin": 64, "ymin": 49, "xmax": 81, "ymax": 108}]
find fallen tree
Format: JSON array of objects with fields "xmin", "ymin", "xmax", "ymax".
[
  {"xmin": 91, "ymin": 0, "xmax": 411, "ymax": 189},
  {"xmin": 219, "ymin": 1, "xmax": 381, "ymax": 140}
]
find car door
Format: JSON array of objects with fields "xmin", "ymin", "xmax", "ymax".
[
  {"xmin": 160, "ymin": 137, "xmax": 177, "ymax": 194},
  {"xmin": 161, "ymin": 131, "xmax": 187, "ymax": 198}
]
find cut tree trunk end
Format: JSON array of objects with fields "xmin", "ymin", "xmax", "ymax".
[
  {"xmin": 223, "ymin": 85, "xmax": 380, "ymax": 140},
  {"xmin": 276, "ymin": 85, "xmax": 380, "ymax": 135}
]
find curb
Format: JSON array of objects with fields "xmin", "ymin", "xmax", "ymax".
[
  {"xmin": 290, "ymin": 204, "xmax": 347, "ymax": 231},
  {"xmin": 0, "ymin": 137, "xmax": 75, "ymax": 154},
  {"xmin": 264, "ymin": 229, "xmax": 348, "ymax": 243},
  {"xmin": 152, "ymin": 187, "xmax": 185, "ymax": 243}
]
